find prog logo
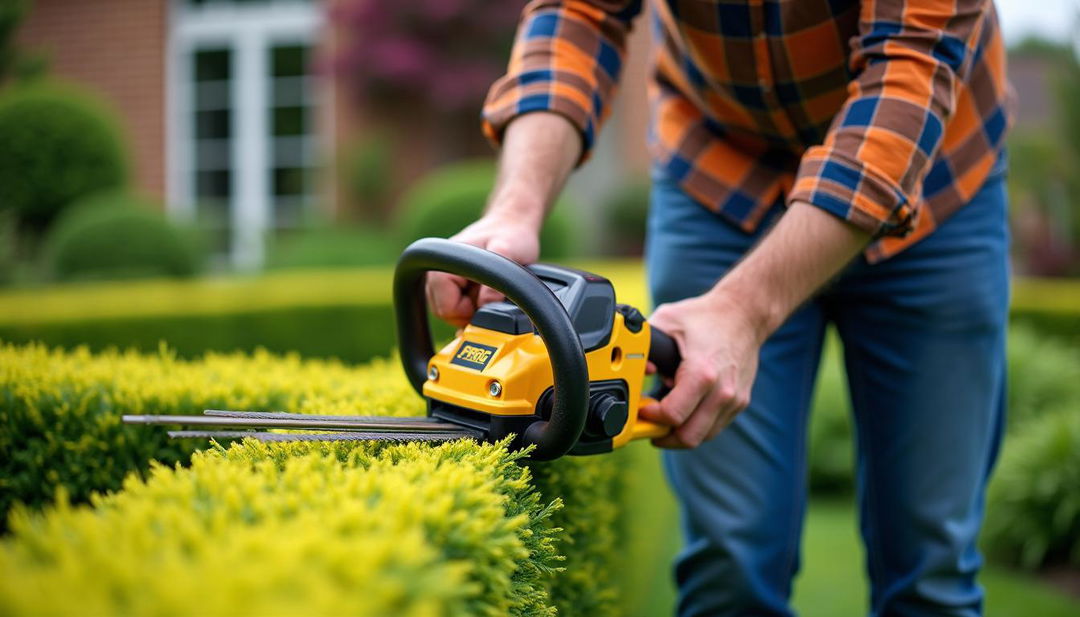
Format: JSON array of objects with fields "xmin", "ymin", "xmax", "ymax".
[{"xmin": 450, "ymin": 341, "xmax": 498, "ymax": 371}]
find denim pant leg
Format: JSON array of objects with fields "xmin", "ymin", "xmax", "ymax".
[
  {"xmin": 826, "ymin": 164, "xmax": 1010, "ymax": 617},
  {"xmin": 646, "ymin": 174, "xmax": 824, "ymax": 617}
]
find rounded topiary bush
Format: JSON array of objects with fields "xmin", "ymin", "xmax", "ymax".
[
  {"xmin": 0, "ymin": 84, "xmax": 128, "ymax": 229},
  {"xmin": 396, "ymin": 160, "xmax": 578, "ymax": 259},
  {"xmin": 43, "ymin": 193, "xmax": 200, "ymax": 281}
]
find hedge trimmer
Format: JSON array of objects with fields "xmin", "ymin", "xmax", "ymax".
[{"xmin": 124, "ymin": 238, "xmax": 681, "ymax": 460}]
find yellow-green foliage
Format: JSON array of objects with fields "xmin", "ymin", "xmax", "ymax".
[
  {"xmin": 0, "ymin": 439, "xmax": 562, "ymax": 616},
  {"xmin": 0, "ymin": 341, "xmax": 422, "ymax": 519},
  {"xmin": 0, "ymin": 342, "xmax": 623, "ymax": 616}
]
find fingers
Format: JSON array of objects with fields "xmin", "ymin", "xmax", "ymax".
[
  {"xmin": 477, "ymin": 285, "xmax": 506, "ymax": 306},
  {"xmin": 426, "ymin": 272, "xmax": 475, "ymax": 327},
  {"xmin": 641, "ymin": 359, "xmax": 716, "ymax": 428},
  {"xmin": 643, "ymin": 363, "xmax": 751, "ymax": 449}
]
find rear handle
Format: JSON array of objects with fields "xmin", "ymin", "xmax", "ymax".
[{"xmin": 647, "ymin": 326, "xmax": 681, "ymax": 381}]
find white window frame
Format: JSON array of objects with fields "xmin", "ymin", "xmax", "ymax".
[{"xmin": 166, "ymin": 1, "xmax": 323, "ymax": 269}]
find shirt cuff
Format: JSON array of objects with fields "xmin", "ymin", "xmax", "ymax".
[
  {"xmin": 481, "ymin": 71, "xmax": 599, "ymax": 165},
  {"xmin": 788, "ymin": 146, "xmax": 917, "ymax": 239}
]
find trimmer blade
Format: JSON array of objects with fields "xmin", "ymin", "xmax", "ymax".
[{"xmin": 167, "ymin": 430, "xmax": 479, "ymax": 443}]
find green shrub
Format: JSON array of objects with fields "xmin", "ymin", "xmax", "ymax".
[
  {"xmin": 604, "ymin": 182, "xmax": 650, "ymax": 256},
  {"xmin": 397, "ymin": 160, "xmax": 578, "ymax": 259},
  {"xmin": 0, "ymin": 341, "xmax": 623, "ymax": 616},
  {"xmin": 0, "ymin": 439, "xmax": 563, "ymax": 616},
  {"xmin": 42, "ymin": 193, "xmax": 200, "ymax": 281},
  {"xmin": 807, "ymin": 336, "xmax": 854, "ymax": 494},
  {"xmin": 266, "ymin": 225, "xmax": 398, "ymax": 270},
  {"xmin": 0, "ymin": 84, "xmax": 127, "ymax": 230},
  {"xmin": 984, "ymin": 406, "xmax": 1080, "ymax": 570},
  {"xmin": 1007, "ymin": 324, "xmax": 1080, "ymax": 429},
  {"xmin": 0, "ymin": 342, "xmax": 429, "ymax": 520},
  {"xmin": 805, "ymin": 325, "xmax": 1080, "ymax": 496},
  {"xmin": 342, "ymin": 133, "xmax": 395, "ymax": 220}
]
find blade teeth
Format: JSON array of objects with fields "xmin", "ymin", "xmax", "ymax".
[
  {"xmin": 167, "ymin": 430, "xmax": 478, "ymax": 443},
  {"xmin": 203, "ymin": 410, "xmax": 438, "ymax": 423}
]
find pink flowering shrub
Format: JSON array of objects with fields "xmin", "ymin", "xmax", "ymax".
[{"xmin": 332, "ymin": 0, "xmax": 520, "ymax": 113}]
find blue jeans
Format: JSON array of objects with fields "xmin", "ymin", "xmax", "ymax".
[{"xmin": 645, "ymin": 158, "xmax": 1009, "ymax": 617}]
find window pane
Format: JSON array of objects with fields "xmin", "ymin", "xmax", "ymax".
[
  {"xmin": 195, "ymin": 109, "xmax": 231, "ymax": 140},
  {"xmin": 272, "ymin": 45, "xmax": 307, "ymax": 78},
  {"xmin": 273, "ymin": 167, "xmax": 307, "ymax": 197},
  {"xmin": 194, "ymin": 49, "xmax": 230, "ymax": 82},
  {"xmin": 196, "ymin": 169, "xmax": 231, "ymax": 200},
  {"xmin": 272, "ymin": 106, "xmax": 305, "ymax": 136}
]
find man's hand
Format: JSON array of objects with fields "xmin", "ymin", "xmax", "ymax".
[
  {"xmin": 427, "ymin": 215, "xmax": 540, "ymax": 327},
  {"xmin": 425, "ymin": 111, "xmax": 581, "ymax": 327},
  {"xmin": 640, "ymin": 293, "xmax": 764, "ymax": 448},
  {"xmin": 642, "ymin": 201, "xmax": 871, "ymax": 448}
]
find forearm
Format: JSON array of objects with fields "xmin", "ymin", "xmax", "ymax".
[
  {"xmin": 706, "ymin": 201, "xmax": 870, "ymax": 342},
  {"xmin": 485, "ymin": 112, "xmax": 582, "ymax": 230}
]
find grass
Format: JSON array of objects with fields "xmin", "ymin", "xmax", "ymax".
[{"xmin": 621, "ymin": 443, "xmax": 1080, "ymax": 616}]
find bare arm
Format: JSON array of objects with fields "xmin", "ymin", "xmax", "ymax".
[
  {"xmin": 642, "ymin": 203, "xmax": 869, "ymax": 448},
  {"xmin": 426, "ymin": 112, "xmax": 580, "ymax": 326}
]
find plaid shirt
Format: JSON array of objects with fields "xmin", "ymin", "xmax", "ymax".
[{"xmin": 482, "ymin": 0, "xmax": 1012, "ymax": 261}]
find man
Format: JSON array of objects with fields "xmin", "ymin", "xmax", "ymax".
[{"xmin": 427, "ymin": 1, "xmax": 1011, "ymax": 615}]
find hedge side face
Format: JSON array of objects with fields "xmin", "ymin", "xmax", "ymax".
[
  {"xmin": 0, "ymin": 343, "xmax": 623, "ymax": 616},
  {"xmin": 0, "ymin": 342, "xmax": 423, "ymax": 521}
]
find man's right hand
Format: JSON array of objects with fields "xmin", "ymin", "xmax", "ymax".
[
  {"xmin": 424, "ymin": 111, "xmax": 582, "ymax": 328},
  {"xmin": 425, "ymin": 214, "xmax": 540, "ymax": 328}
]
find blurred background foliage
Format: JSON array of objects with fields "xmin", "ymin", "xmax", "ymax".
[{"xmin": 0, "ymin": 0, "xmax": 1077, "ymax": 611}]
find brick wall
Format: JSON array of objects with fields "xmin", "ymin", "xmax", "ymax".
[{"xmin": 18, "ymin": 0, "xmax": 168, "ymax": 201}]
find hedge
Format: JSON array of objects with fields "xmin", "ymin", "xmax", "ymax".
[
  {"xmin": 0, "ymin": 268, "xmax": 402, "ymax": 363},
  {"xmin": 0, "ymin": 262, "xmax": 645, "ymax": 364},
  {"xmin": 0, "ymin": 342, "xmax": 624, "ymax": 616},
  {"xmin": 0, "ymin": 265, "xmax": 1068, "ymax": 364},
  {"xmin": 1009, "ymin": 278, "xmax": 1080, "ymax": 342},
  {"xmin": 1, "ymin": 440, "xmax": 566, "ymax": 617}
]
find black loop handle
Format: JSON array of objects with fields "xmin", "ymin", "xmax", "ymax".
[
  {"xmin": 648, "ymin": 326, "xmax": 682, "ymax": 380},
  {"xmin": 393, "ymin": 238, "xmax": 590, "ymax": 461}
]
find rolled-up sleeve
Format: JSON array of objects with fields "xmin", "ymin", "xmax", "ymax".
[
  {"xmin": 482, "ymin": 0, "xmax": 641, "ymax": 163},
  {"xmin": 789, "ymin": 0, "xmax": 990, "ymax": 238}
]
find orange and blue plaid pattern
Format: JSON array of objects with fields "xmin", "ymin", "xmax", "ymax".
[{"xmin": 483, "ymin": 0, "xmax": 1012, "ymax": 261}]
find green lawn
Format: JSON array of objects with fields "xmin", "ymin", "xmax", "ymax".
[{"xmin": 620, "ymin": 442, "xmax": 1079, "ymax": 616}]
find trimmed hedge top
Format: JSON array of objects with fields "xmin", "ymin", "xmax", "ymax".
[{"xmin": 1, "ymin": 439, "xmax": 562, "ymax": 617}]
